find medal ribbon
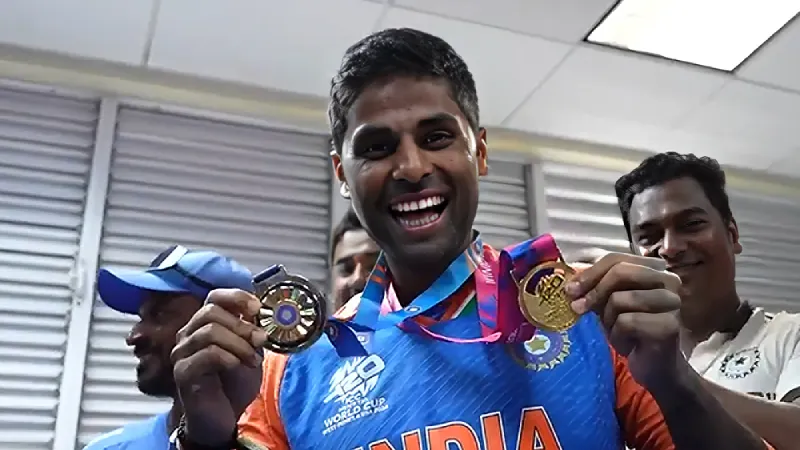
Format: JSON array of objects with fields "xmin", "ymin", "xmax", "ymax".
[{"xmin": 325, "ymin": 233, "xmax": 564, "ymax": 357}]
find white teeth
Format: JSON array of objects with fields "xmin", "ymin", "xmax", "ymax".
[
  {"xmin": 390, "ymin": 195, "xmax": 445, "ymax": 213},
  {"xmin": 399, "ymin": 212, "xmax": 440, "ymax": 228}
]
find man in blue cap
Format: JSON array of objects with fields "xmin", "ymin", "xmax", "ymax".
[{"xmin": 83, "ymin": 245, "xmax": 253, "ymax": 450}]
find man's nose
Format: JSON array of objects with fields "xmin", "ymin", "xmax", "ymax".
[
  {"xmin": 392, "ymin": 136, "xmax": 433, "ymax": 184},
  {"xmin": 126, "ymin": 323, "xmax": 144, "ymax": 347},
  {"xmin": 658, "ymin": 229, "xmax": 688, "ymax": 260}
]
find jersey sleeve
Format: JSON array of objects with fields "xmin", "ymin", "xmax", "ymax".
[
  {"xmin": 775, "ymin": 316, "xmax": 800, "ymax": 402},
  {"xmin": 777, "ymin": 354, "xmax": 800, "ymax": 402},
  {"xmin": 612, "ymin": 347, "xmax": 676, "ymax": 450},
  {"xmin": 237, "ymin": 352, "xmax": 291, "ymax": 450}
]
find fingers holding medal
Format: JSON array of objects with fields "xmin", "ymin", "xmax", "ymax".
[{"xmin": 563, "ymin": 253, "xmax": 682, "ymax": 356}]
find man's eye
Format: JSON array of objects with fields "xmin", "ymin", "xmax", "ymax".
[
  {"xmin": 364, "ymin": 144, "xmax": 389, "ymax": 153},
  {"xmin": 423, "ymin": 131, "xmax": 453, "ymax": 145},
  {"xmin": 684, "ymin": 220, "xmax": 705, "ymax": 230},
  {"xmin": 637, "ymin": 236, "xmax": 657, "ymax": 247},
  {"xmin": 338, "ymin": 260, "xmax": 355, "ymax": 274},
  {"xmin": 356, "ymin": 142, "xmax": 394, "ymax": 158}
]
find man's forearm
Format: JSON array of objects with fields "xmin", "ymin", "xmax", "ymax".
[
  {"xmin": 650, "ymin": 360, "xmax": 767, "ymax": 450},
  {"xmin": 704, "ymin": 380, "xmax": 800, "ymax": 450}
]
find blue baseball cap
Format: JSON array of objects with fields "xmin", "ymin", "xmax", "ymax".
[{"xmin": 97, "ymin": 245, "xmax": 254, "ymax": 315}]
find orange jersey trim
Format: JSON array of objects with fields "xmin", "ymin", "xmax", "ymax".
[
  {"xmin": 237, "ymin": 303, "xmax": 360, "ymax": 450},
  {"xmin": 238, "ymin": 351, "xmax": 290, "ymax": 450},
  {"xmin": 612, "ymin": 347, "xmax": 676, "ymax": 450}
]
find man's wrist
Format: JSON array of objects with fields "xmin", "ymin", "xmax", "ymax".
[
  {"xmin": 644, "ymin": 350, "xmax": 696, "ymax": 409},
  {"xmin": 178, "ymin": 416, "xmax": 240, "ymax": 450}
]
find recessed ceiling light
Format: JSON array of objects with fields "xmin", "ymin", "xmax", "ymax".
[{"xmin": 586, "ymin": 0, "xmax": 800, "ymax": 71}]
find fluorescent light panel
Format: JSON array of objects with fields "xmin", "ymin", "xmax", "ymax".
[{"xmin": 587, "ymin": 0, "xmax": 800, "ymax": 71}]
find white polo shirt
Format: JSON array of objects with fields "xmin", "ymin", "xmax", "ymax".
[{"xmin": 687, "ymin": 307, "xmax": 800, "ymax": 402}]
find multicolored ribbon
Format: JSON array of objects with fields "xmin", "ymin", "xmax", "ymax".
[{"xmin": 324, "ymin": 233, "xmax": 563, "ymax": 357}]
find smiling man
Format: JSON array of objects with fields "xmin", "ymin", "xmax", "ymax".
[
  {"xmin": 83, "ymin": 245, "xmax": 252, "ymax": 450},
  {"xmin": 169, "ymin": 29, "xmax": 770, "ymax": 450},
  {"xmin": 616, "ymin": 152, "xmax": 800, "ymax": 449}
]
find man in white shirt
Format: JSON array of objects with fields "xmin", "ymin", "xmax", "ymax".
[{"xmin": 615, "ymin": 152, "xmax": 800, "ymax": 449}]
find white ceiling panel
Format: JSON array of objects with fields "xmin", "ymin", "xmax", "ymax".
[
  {"xmin": 507, "ymin": 45, "xmax": 730, "ymax": 130},
  {"xmin": 391, "ymin": 0, "xmax": 617, "ymax": 42},
  {"xmin": 0, "ymin": 0, "xmax": 154, "ymax": 64},
  {"xmin": 380, "ymin": 7, "xmax": 572, "ymax": 126},
  {"xmin": 677, "ymin": 80, "xmax": 800, "ymax": 152},
  {"xmin": 149, "ymin": 0, "xmax": 384, "ymax": 97},
  {"xmin": 738, "ymin": 17, "xmax": 800, "ymax": 92}
]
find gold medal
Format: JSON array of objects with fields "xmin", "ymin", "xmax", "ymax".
[{"xmin": 517, "ymin": 261, "xmax": 579, "ymax": 332}]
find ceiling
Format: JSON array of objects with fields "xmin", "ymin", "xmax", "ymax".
[{"xmin": 3, "ymin": 0, "xmax": 800, "ymax": 177}]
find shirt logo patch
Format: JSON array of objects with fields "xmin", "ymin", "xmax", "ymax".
[
  {"xmin": 321, "ymin": 354, "xmax": 389, "ymax": 435},
  {"xmin": 508, "ymin": 329, "xmax": 571, "ymax": 371},
  {"xmin": 719, "ymin": 347, "xmax": 761, "ymax": 379}
]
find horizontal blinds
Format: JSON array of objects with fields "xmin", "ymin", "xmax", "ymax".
[
  {"xmin": 541, "ymin": 161, "xmax": 800, "ymax": 313},
  {"xmin": 541, "ymin": 162, "xmax": 629, "ymax": 255},
  {"xmin": 729, "ymin": 191, "xmax": 800, "ymax": 313},
  {"xmin": 78, "ymin": 106, "xmax": 331, "ymax": 446},
  {"xmin": 476, "ymin": 160, "xmax": 532, "ymax": 248},
  {"xmin": 0, "ymin": 87, "xmax": 97, "ymax": 450}
]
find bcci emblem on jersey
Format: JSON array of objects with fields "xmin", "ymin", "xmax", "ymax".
[
  {"xmin": 719, "ymin": 347, "xmax": 761, "ymax": 380},
  {"xmin": 508, "ymin": 329, "xmax": 572, "ymax": 371}
]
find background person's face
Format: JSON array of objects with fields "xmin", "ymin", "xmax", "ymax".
[
  {"xmin": 627, "ymin": 177, "xmax": 742, "ymax": 325},
  {"xmin": 126, "ymin": 292, "xmax": 200, "ymax": 397},
  {"xmin": 331, "ymin": 229, "xmax": 379, "ymax": 309}
]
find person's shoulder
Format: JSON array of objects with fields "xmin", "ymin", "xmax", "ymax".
[
  {"xmin": 764, "ymin": 311, "xmax": 800, "ymax": 338},
  {"xmin": 762, "ymin": 309, "xmax": 800, "ymax": 341},
  {"xmin": 82, "ymin": 415, "xmax": 166, "ymax": 450}
]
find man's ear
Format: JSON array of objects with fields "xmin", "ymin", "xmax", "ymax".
[
  {"xmin": 330, "ymin": 151, "xmax": 350, "ymax": 199},
  {"xmin": 476, "ymin": 127, "xmax": 488, "ymax": 176},
  {"xmin": 729, "ymin": 218, "xmax": 742, "ymax": 255},
  {"xmin": 330, "ymin": 151, "xmax": 345, "ymax": 183}
]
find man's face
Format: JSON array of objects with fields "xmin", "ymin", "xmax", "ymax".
[
  {"xmin": 331, "ymin": 229, "xmax": 380, "ymax": 309},
  {"xmin": 126, "ymin": 292, "xmax": 200, "ymax": 397},
  {"xmin": 332, "ymin": 77, "xmax": 488, "ymax": 266},
  {"xmin": 627, "ymin": 177, "xmax": 742, "ymax": 322}
]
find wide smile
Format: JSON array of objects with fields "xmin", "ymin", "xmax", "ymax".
[{"xmin": 388, "ymin": 193, "xmax": 449, "ymax": 233}]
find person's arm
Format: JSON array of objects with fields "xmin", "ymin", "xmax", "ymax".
[
  {"xmin": 702, "ymin": 379, "xmax": 800, "ymax": 450},
  {"xmin": 613, "ymin": 348, "xmax": 771, "ymax": 450},
  {"xmin": 237, "ymin": 353, "xmax": 291, "ymax": 450},
  {"xmin": 696, "ymin": 317, "xmax": 800, "ymax": 450}
]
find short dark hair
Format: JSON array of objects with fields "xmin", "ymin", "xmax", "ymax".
[
  {"xmin": 615, "ymin": 152, "xmax": 734, "ymax": 242},
  {"xmin": 328, "ymin": 28, "xmax": 480, "ymax": 154},
  {"xmin": 330, "ymin": 207, "xmax": 364, "ymax": 263}
]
